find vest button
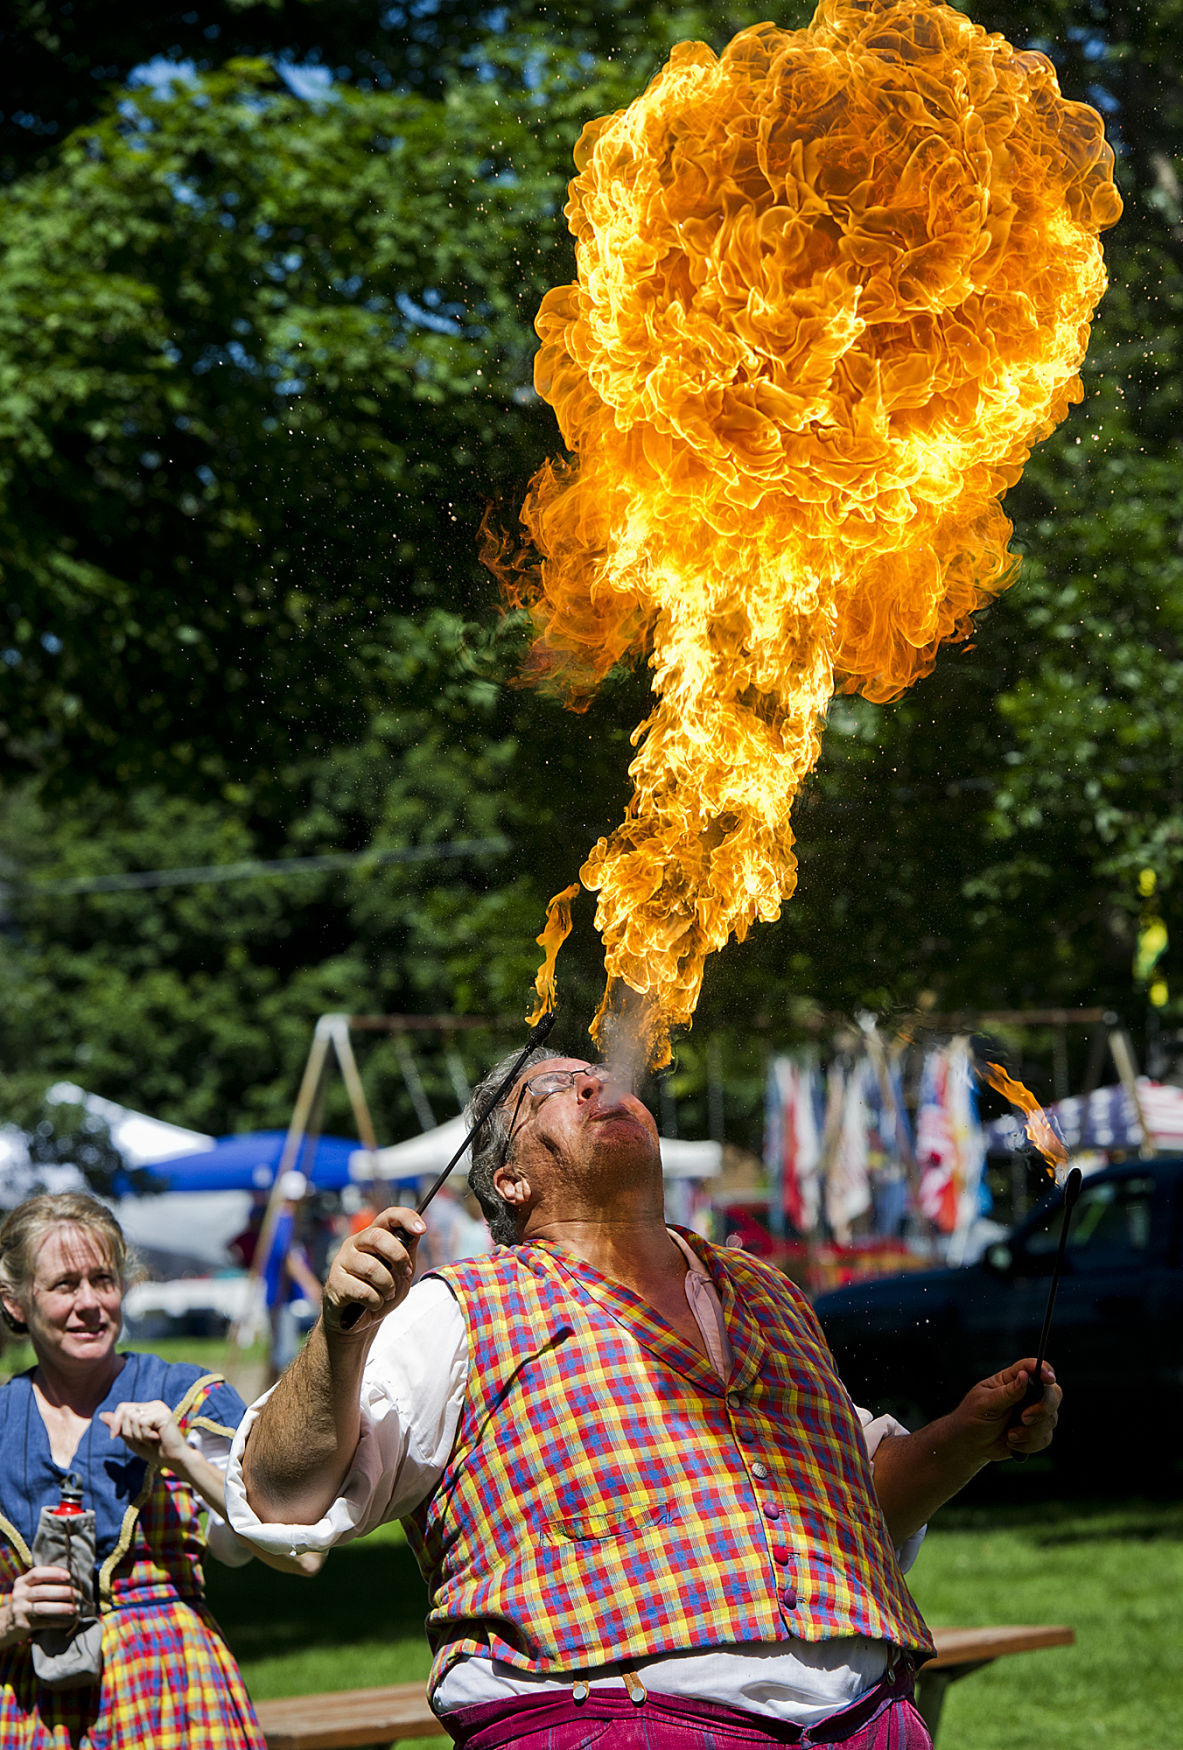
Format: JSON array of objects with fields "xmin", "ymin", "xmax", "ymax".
[
  {"xmin": 763, "ymin": 1502, "xmax": 781, "ymax": 1520},
  {"xmin": 781, "ymin": 1584, "xmax": 798, "ymax": 1608},
  {"xmin": 772, "ymin": 1543, "xmax": 789, "ymax": 1564},
  {"xmin": 751, "ymin": 1461, "xmax": 769, "ymax": 1480}
]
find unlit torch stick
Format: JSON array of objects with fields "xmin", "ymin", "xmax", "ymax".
[
  {"xmin": 1011, "ymin": 1164, "xmax": 1082, "ymax": 1462},
  {"xmin": 337, "ymin": 1008, "xmax": 558, "ymax": 1332}
]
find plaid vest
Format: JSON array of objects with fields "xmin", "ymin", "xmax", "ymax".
[{"xmin": 405, "ymin": 1233, "xmax": 933, "ymax": 1689}]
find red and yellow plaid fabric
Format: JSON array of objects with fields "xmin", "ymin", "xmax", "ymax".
[
  {"xmin": 407, "ymin": 1233, "xmax": 933, "ymax": 1692},
  {"xmin": 0, "ymin": 1374, "xmax": 265, "ymax": 1749},
  {"xmin": 0, "ymin": 1599, "xmax": 265, "ymax": 1750}
]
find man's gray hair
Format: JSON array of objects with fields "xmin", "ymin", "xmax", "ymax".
[{"xmin": 466, "ymin": 1046, "xmax": 555, "ymax": 1247}]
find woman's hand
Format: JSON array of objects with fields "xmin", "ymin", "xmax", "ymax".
[
  {"xmin": 102, "ymin": 1398, "xmax": 249, "ymax": 1535},
  {"xmin": 100, "ymin": 1399, "xmax": 190, "ymax": 1472},
  {"xmin": 0, "ymin": 1568, "xmax": 78, "ymax": 1645}
]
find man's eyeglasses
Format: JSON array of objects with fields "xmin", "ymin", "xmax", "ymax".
[{"xmin": 496, "ymin": 1065, "xmax": 622, "ymax": 1169}]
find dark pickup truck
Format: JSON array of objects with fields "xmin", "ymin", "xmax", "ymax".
[{"xmin": 815, "ymin": 1154, "xmax": 1183, "ymax": 1474}]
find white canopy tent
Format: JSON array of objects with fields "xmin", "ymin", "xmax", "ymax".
[
  {"xmin": 46, "ymin": 1084, "xmax": 253, "ymax": 1273},
  {"xmin": 0, "ymin": 1084, "xmax": 250, "ymax": 1272},
  {"xmin": 350, "ymin": 1117, "xmax": 722, "ymax": 1183},
  {"xmin": 0, "ymin": 1080, "xmax": 209, "ymax": 1203},
  {"xmin": 45, "ymin": 1083, "xmax": 215, "ymax": 1172}
]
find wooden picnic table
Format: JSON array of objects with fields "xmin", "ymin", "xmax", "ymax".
[
  {"xmin": 254, "ymin": 1622, "xmax": 1075, "ymax": 1749},
  {"xmin": 915, "ymin": 1623, "xmax": 1075, "ymax": 1736}
]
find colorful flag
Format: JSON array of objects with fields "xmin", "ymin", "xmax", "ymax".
[
  {"xmin": 764, "ymin": 1055, "xmax": 822, "ymax": 1236},
  {"xmin": 916, "ymin": 1038, "xmax": 987, "ymax": 1247},
  {"xmin": 824, "ymin": 1060, "xmax": 873, "ymax": 1245}
]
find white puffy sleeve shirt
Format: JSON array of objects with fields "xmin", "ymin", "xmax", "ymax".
[{"xmin": 225, "ymin": 1244, "xmax": 924, "ymax": 1561}]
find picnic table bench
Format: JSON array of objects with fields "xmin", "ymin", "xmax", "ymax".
[
  {"xmin": 254, "ymin": 1623, "xmax": 1075, "ymax": 1749},
  {"xmin": 914, "ymin": 1624, "xmax": 1075, "ymax": 1736}
]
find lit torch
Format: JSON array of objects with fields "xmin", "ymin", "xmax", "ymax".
[
  {"xmin": 492, "ymin": 0, "xmax": 1121, "ymax": 1063},
  {"xmin": 980, "ymin": 1061, "xmax": 1080, "ymax": 1454}
]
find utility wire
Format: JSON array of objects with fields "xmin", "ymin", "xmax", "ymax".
[{"xmin": 3, "ymin": 837, "xmax": 510, "ymax": 898}]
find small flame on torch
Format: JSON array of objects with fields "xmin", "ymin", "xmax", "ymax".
[
  {"xmin": 979, "ymin": 1061, "xmax": 1069, "ymax": 1176},
  {"xmin": 526, "ymin": 883, "xmax": 582, "ymax": 1026}
]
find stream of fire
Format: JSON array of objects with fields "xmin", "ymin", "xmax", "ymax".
[{"xmin": 503, "ymin": 0, "xmax": 1121, "ymax": 1066}]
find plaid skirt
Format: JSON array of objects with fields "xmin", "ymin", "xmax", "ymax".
[{"xmin": 0, "ymin": 1599, "xmax": 267, "ymax": 1750}]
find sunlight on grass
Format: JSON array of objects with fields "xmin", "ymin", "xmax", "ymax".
[
  {"xmin": 908, "ymin": 1499, "xmax": 1183, "ymax": 1749},
  {"xmin": 7, "ymin": 1339, "xmax": 1171, "ymax": 1750},
  {"xmin": 3, "ymin": 1329, "xmax": 1176, "ymax": 1750},
  {"xmin": 208, "ymin": 1520, "xmax": 437, "ymax": 1749}
]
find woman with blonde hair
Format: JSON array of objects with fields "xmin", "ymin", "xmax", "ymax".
[{"xmin": 0, "ymin": 1191, "xmax": 315, "ymax": 1748}]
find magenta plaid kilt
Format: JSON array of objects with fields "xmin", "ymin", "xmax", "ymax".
[{"xmin": 446, "ymin": 1664, "xmax": 932, "ymax": 1750}]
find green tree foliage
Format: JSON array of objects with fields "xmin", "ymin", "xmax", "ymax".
[
  {"xmin": 0, "ymin": 56, "xmax": 577, "ymax": 789},
  {"xmin": 0, "ymin": 0, "xmax": 774, "ymax": 182},
  {"xmin": 0, "ymin": 0, "xmax": 1180, "ymax": 1148},
  {"xmin": 0, "ymin": 0, "xmax": 499, "ymax": 181},
  {"xmin": 0, "ymin": 622, "xmax": 643, "ymax": 1134}
]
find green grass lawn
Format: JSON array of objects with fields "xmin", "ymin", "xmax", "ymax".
[
  {"xmin": 1, "ymin": 1336, "xmax": 266, "ymax": 1385},
  {"xmin": 206, "ymin": 1520, "xmax": 441, "ymax": 1750},
  {"xmin": 206, "ymin": 1480, "xmax": 1183, "ymax": 1750},
  {"xmin": 906, "ymin": 1491, "xmax": 1183, "ymax": 1748}
]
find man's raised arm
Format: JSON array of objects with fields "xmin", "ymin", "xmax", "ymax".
[
  {"xmin": 871, "ymin": 1358, "xmax": 1061, "ymax": 1545},
  {"xmin": 241, "ymin": 1208, "xmax": 424, "ymax": 1525}
]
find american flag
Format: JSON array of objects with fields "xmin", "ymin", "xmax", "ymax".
[{"xmin": 985, "ymin": 1079, "xmax": 1183, "ymax": 1154}]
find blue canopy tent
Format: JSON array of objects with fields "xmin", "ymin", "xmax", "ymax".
[{"xmin": 144, "ymin": 1131, "xmax": 363, "ymax": 1194}]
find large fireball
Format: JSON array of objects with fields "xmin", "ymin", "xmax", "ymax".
[{"xmin": 501, "ymin": 0, "xmax": 1121, "ymax": 1064}]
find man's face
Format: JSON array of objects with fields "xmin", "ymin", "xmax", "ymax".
[{"xmin": 492, "ymin": 1056, "xmax": 661, "ymax": 1215}]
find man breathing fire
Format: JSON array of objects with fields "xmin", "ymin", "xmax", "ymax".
[{"xmin": 228, "ymin": 1052, "xmax": 1058, "ymax": 1749}]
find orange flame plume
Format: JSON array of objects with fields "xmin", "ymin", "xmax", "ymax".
[
  {"xmin": 980, "ymin": 1061, "xmax": 1069, "ymax": 1173},
  {"xmin": 500, "ymin": 0, "xmax": 1121, "ymax": 1066},
  {"xmin": 526, "ymin": 883, "xmax": 582, "ymax": 1025}
]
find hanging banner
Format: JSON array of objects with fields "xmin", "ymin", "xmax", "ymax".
[
  {"xmin": 916, "ymin": 1037, "xmax": 988, "ymax": 1245},
  {"xmin": 764, "ymin": 1055, "xmax": 823, "ymax": 1237}
]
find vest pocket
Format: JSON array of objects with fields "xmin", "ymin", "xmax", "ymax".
[{"xmin": 540, "ymin": 1504, "xmax": 677, "ymax": 1544}]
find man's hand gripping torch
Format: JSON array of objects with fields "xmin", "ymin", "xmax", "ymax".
[{"xmin": 336, "ymin": 1009, "xmax": 558, "ymax": 1333}]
